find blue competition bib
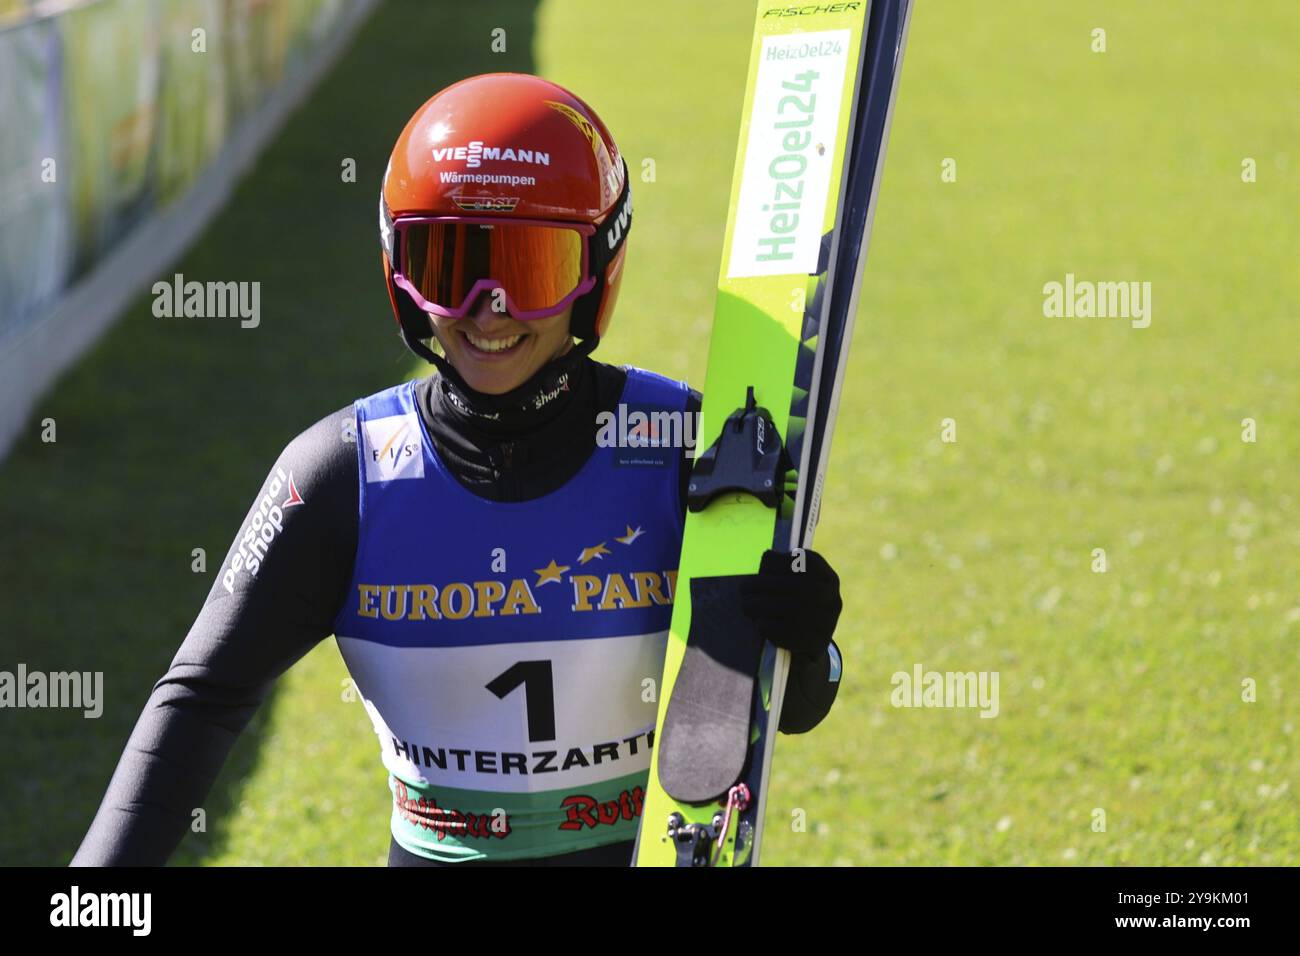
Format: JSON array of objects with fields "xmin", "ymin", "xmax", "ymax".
[{"xmin": 332, "ymin": 368, "xmax": 690, "ymax": 861}]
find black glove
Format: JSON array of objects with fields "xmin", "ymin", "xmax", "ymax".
[{"xmin": 738, "ymin": 547, "xmax": 842, "ymax": 662}]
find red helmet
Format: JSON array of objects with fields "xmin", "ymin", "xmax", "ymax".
[{"xmin": 380, "ymin": 73, "xmax": 633, "ymax": 361}]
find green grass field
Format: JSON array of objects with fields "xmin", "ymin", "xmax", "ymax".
[{"xmin": 1, "ymin": 0, "xmax": 1297, "ymax": 866}]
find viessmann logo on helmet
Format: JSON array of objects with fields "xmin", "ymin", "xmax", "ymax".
[{"xmin": 431, "ymin": 140, "xmax": 551, "ymax": 169}]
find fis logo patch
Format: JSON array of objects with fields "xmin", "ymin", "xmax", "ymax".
[{"xmin": 364, "ymin": 413, "xmax": 424, "ymax": 483}]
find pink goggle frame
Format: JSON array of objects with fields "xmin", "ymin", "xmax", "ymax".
[{"xmin": 390, "ymin": 215, "xmax": 598, "ymax": 322}]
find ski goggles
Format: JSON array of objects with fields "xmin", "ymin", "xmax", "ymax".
[{"xmin": 389, "ymin": 216, "xmax": 596, "ymax": 321}]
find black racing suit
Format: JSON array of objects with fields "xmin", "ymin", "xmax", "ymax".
[{"xmin": 71, "ymin": 353, "xmax": 840, "ymax": 866}]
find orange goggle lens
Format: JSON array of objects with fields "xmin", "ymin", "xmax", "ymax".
[{"xmin": 401, "ymin": 220, "xmax": 587, "ymax": 314}]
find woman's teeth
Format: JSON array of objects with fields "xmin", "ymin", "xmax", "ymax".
[{"xmin": 464, "ymin": 332, "xmax": 524, "ymax": 353}]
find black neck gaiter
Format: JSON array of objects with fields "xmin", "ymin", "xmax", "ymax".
[{"xmin": 414, "ymin": 340, "xmax": 625, "ymax": 502}]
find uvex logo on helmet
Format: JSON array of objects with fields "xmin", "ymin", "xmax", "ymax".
[
  {"xmin": 431, "ymin": 141, "xmax": 551, "ymax": 169},
  {"xmin": 605, "ymin": 185, "xmax": 633, "ymax": 251}
]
